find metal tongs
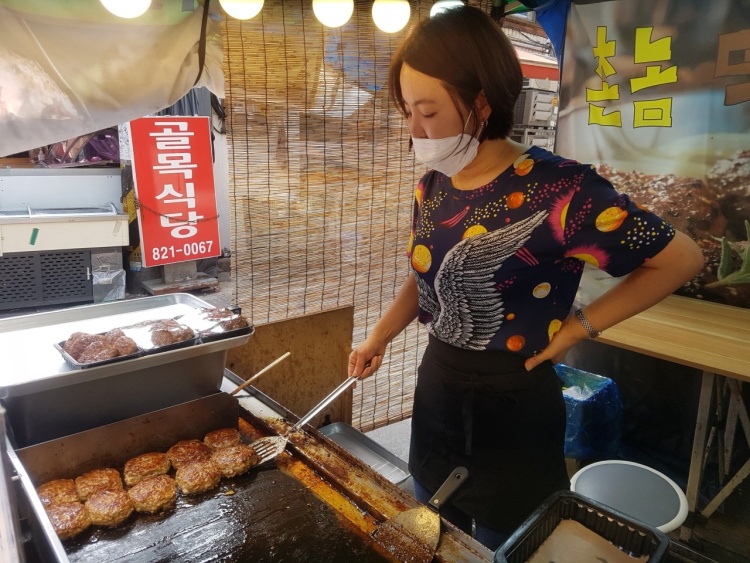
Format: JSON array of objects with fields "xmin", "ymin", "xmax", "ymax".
[{"xmin": 249, "ymin": 374, "xmax": 360, "ymax": 464}]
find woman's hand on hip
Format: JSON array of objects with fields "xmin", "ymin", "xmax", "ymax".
[{"xmin": 524, "ymin": 314, "xmax": 588, "ymax": 371}]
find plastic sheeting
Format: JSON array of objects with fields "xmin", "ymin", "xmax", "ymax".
[
  {"xmin": 92, "ymin": 248, "xmax": 126, "ymax": 302},
  {"xmin": 0, "ymin": 0, "xmax": 224, "ymax": 157},
  {"xmin": 555, "ymin": 363, "xmax": 623, "ymax": 461}
]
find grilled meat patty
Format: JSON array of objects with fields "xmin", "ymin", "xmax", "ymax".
[
  {"xmin": 37, "ymin": 479, "xmax": 79, "ymax": 507},
  {"xmin": 204, "ymin": 427, "xmax": 241, "ymax": 450},
  {"xmin": 108, "ymin": 335, "xmax": 138, "ymax": 356},
  {"xmin": 150, "ymin": 319, "xmax": 195, "ymax": 347},
  {"xmin": 77, "ymin": 340, "xmax": 119, "ymax": 363},
  {"xmin": 63, "ymin": 333, "xmax": 102, "ymax": 360},
  {"xmin": 75, "ymin": 468, "xmax": 123, "ymax": 501},
  {"xmin": 123, "ymin": 452, "xmax": 171, "ymax": 487},
  {"xmin": 167, "ymin": 439, "xmax": 212, "ymax": 469},
  {"xmin": 127, "ymin": 474, "xmax": 177, "ymax": 514},
  {"xmin": 175, "ymin": 459, "xmax": 222, "ymax": 495},
  {"xmin": 211, "ymin": 444, "xmax": 260, "ymax": 478},
  {"xmin": 85, "ymin": 489, "xmax": 134, "ymax": 528},
  {"xmin": 62, "ymin": 330, "xmax": 138, "ymax": 363},
  {"xmin": 45, "ymin": 502, "xmax": 91, "ymax": 540}
]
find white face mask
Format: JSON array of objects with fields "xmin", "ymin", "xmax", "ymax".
[{"xmin": 411, "ymin": 112, "xmax": 479, "ymax": 177}]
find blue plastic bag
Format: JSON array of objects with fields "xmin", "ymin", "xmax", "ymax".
[{"xmin": 554, "ymin": 364, "xmax": 623, "ymax": 460}]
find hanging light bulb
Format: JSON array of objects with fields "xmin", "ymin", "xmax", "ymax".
[
  {"xmin": 312, "ymin": 0, "xmax": 354, "ymax": 28},
  {"xmin": 100, "ymin": 0, "xmax": 151, "ymax": 19},
  {"xmin": 430, "ymin": 0, "xmax": 464, "ymax": 18},
  {"xmin": 219, "ymin": 0, "xmax": 264, "ymax": 20},
  {"xmin": 372, "ymin": 0, "xmax": 410, "ymax": 33}
]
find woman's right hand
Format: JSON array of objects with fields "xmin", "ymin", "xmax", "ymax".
[
  {"xmin": 348, "ymin": 336, "xmax": 386, "ymax": 379},
  {"xmin": 348, "ymin": 274, "xmax": 419, "ymax": 379}
]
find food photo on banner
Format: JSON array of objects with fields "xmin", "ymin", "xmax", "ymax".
[{"xmin": 553, "ymin": 0, "xmax": 750, "ymax": 310}]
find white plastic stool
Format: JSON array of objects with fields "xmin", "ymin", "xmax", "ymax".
[{"xmin": 570, "ymin": 460, "xmax": 688, "ymax": 533}]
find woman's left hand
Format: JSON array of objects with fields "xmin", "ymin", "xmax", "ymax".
[{"xmin": 523, "ymin": 314, "xmax": 587, "ymax": 371}]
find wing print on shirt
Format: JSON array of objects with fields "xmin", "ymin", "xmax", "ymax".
[{"xmin": 416, "ymin": 210, "xmax": 548, "ymax": 350}]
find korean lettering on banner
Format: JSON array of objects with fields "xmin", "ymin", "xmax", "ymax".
[
  {"xmin": 130, "ymin": 117, "xmax": 220, "ymax": 267},
  {"xmin": 587, "ymin": 26, "xmax": 677, "ymax": 128},
  {"xmin": 716, "ymin": 28, "xmax": 750, "ymax": 106}
]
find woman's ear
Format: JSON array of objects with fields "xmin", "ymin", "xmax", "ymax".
[{"xmin": 475, "ymin": 90, "xmax": 492, "ymax": 123}]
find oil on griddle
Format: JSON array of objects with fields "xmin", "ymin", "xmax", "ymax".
[{"xmin": 63, "ymin": 467, "xmax": 395, "ymax": 563}]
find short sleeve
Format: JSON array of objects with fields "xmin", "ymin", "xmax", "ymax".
[{"xmin": 562, "ymin": 169, "xmax": 676, "ymax": 278}]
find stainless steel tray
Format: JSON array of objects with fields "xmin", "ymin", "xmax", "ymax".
[
  {"xmin": 0, "ymin": 293, "xmax": 252, "ymax": 398},
  {"xmin": 320, "ymin": 422, "xmax": 410, "ymax": 485}
]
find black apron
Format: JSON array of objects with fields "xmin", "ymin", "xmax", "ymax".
[{"xmin": 409, "ymin": 335, "xmax": 570, "ymax": 533}]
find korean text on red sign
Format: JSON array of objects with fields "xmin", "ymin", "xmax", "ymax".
[{"xmin": 130, "ymin": 116, "xmax": 220, "ymax": 267}]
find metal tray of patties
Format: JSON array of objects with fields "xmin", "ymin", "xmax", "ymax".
[{"xmin": 0, "ymin": 293, "xmax": 252, "ymax": 399}]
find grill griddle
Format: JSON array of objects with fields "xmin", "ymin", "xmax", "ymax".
[
  {"xmin": 64, "ymin": 466, "xmax": 392, "ymax": 563},
  {"xmin": 11, "ymin": 389, "xmax": 492, "ymax": 562}
]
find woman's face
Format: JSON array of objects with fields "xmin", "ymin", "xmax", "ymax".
[{"xmin": 399, "ymin": 63, "xmax": 468, "ymax": 140}]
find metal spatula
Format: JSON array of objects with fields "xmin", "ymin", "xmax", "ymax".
[
  {"xmin": 372, "ymin": 466, "xmax": 469, "ymax": 563},
  {"xmin": 249, "ymin": 374, "xmax": 360, "ymax": 464}
]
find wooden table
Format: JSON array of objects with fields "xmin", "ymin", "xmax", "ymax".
[{"xmin": 595, "ymin": 294, "xmax": 750, "ymax": 540}]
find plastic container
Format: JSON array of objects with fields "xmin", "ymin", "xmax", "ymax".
[
  {"xmin": 177, "ymin": 306, "xmax": 254, "ymax": 344},
  {"xmin": 118, "ymin": 320, "xmax": 198, "ymax": 355},
  {"xmin": 494, "ymin": 491, "xmax": 670, "ymax": 563},
  {"xmin": 199, "ymin": 323, "xmax": 254, "ymax": 344},
  {"xmin": 54, "ymin": 340, "xmax": 142, "ymax": 370},
  {"xmin": 140, "ymin": 335, "xmax": 199, "ymax": 355}
]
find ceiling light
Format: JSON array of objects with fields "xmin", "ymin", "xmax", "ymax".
[
  {"xmin": 219, "ymin": 0, "xmax": 264, "ymax": 20},
  {"xmin": 100, "ymin": 0, "xmax": 151, "ymax": 19},
  {"xmin": 430, "ymin": 0, "xmax": 464, "ymax": 18},
  {"xmin": 312, "ymin": 0, "xmax": 354, "ymax": 28},
  {"xmin": 372, "ymin": 0, "xmax": 410, "ymax": 33}
]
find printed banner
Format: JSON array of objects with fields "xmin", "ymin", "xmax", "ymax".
[
  {"xmin": 558, "ymin": 0, "xmax": 750, "ymax": 309},
  {"xmin": 130, "ymin": 116, "xmax": 220, "ymax": 267}
]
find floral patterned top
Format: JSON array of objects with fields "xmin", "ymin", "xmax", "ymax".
[{"xmin": 408, "ymin": 146, "xmax": 675, "ymax": 357}]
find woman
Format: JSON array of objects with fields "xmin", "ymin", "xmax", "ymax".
[{"xmin": 348, "ymin": 5, "xmax": 704, "ymax": 550}]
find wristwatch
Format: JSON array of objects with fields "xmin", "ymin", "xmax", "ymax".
[{"xmin": 575, "ymin": 308, "xmax": 602, "ymax": 339}]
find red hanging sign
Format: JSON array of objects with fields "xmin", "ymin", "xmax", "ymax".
[{"xmin": 130, "ymin": 116, "xmax": 220, "ymax": 267}]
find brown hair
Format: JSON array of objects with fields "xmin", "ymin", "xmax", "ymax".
[{"xmin": 388, "ymin": 5, "xmax": 523, "ymax": 140}]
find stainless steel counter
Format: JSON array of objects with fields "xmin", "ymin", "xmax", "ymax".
[
  {"xmin": 0, "ymin": 294, "xmax": 252, "ymax": 446},
  {"xmin": 0, "ymin": 293, "xmax": 248, "ymax": 396}
]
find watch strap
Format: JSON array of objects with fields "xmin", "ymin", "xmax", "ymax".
[{"xmin": 575, "ymin": 308, "xmax": 602, "ymax": 339}]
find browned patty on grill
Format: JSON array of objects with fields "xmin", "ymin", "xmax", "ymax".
[
  {"xmin": 37, "ymin": 479, "xmax": 79, "ymax": 507},
  {"xmin": 175, "ymin": 459, "xmax": 222, "ymax": 495},
  {"xmin": 211, "ymin": 444, "xmax": 260, "ymax": 478},
  {"xmin": 204, "ymin": 427, "xmax": 241, "ymax": 450},
  {"xmin": 127, "ymin": 474, "xmax": 178, "ymax": 514},
  {"xmin": 45, "ymin": 502, "xmax": 91, "ymax": 540},
  {"xmin": 74, "ymin": 468, "xmax": 123, "ymax": 501},
  {"xmin": 85, "ymin": 489, "xmax": 134, "ymax": 528},
  {"xmin": 123, "ymin": 452, "xmax": 171, "ymax": 487},
  {"xmin": 167, "ymin": 439, "xmax": 212, "ymax": 469}
]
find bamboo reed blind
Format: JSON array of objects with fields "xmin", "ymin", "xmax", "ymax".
[{"xmin": 223, "ymin": 0, "xmax": 492, "ymax": 432}]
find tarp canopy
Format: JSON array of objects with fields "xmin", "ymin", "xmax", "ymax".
[{"xmin": 0, "ymin": 0, "xmax": 223, "ymax": 157}]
